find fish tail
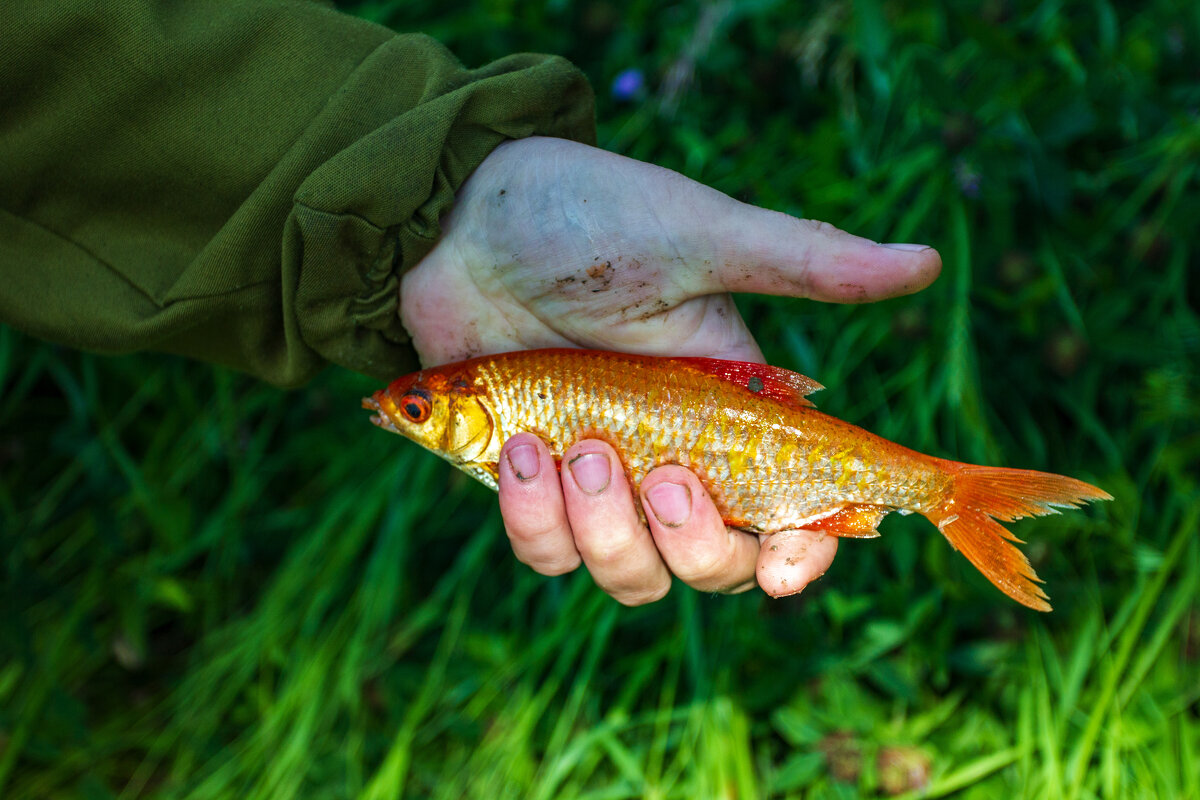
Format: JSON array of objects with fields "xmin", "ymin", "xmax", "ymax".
[{"xmin": 923, "ymin": 464, "xmax": 1112, "ymax": 612}]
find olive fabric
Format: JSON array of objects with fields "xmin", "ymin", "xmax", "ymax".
[{"xmin": 0, "ymin": 1, "xmax": 595, "ymax": 386}]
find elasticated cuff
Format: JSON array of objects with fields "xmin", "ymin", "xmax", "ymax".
[{"xmin": 288, "ymin": 38, "xmax": 595, "ymax": 384}]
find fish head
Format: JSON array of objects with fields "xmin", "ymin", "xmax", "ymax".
[{"xmin": 364, "ymin": 368, "xmax": 498, "ymax": 466}]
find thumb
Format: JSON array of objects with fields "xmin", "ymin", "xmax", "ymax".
[{"xmin": 703, "ymin": 202, "xmax": 942, "ymax": 303}]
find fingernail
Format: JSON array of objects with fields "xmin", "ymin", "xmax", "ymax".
[
  {"xmin": 568, "ymin": 452, "xmax": 610, "ymax": 495},
  {"xmin": 506, "ymin": 444, "xmax": 540, "ymax": 481},
  {"xmin": 645, "ymin": 482, "xmax": 692, "ymax": 527},
  {"xmin": 879, "ymin": 242, "xmax": 931, "ymax": 252}
]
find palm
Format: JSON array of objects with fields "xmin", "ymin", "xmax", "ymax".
[{"xmin": 402, "ymin": 137, "xmax": 765, "ymax": 366}]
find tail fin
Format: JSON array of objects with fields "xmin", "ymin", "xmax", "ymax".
[{"xmin": 923, "ymin": 465, "xmax": 1112, "ymax": 612}]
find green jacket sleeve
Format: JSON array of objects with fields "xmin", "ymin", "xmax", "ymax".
[{"xmin": 0, "ymin": 1, "xmax": 595, "ymax": 386}]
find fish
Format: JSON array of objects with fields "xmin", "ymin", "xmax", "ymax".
[{"xmin": 363, "ymin": 349, "xmax": 1111, "ymax": 611}]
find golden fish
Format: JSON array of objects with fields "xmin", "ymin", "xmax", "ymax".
[{"xmin": 363, "ymin": 349, "xmax": 1110, "ymax": 610}]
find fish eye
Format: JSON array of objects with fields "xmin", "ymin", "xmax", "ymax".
[{"xmin": 398, "ymin": 391, "xmax": 431, "ymax": 423}]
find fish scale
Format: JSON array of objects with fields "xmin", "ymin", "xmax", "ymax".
[
  {"xmin": 473, "ymin": 351, "xmax": 942, "ymax": 532},
  {"xmin": 365, "ymin": 348, "xmax": 1111, "ymax": 611}
]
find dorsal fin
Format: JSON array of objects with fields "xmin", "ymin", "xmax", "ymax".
[{"xmin": 671, "ymin": 357, "xmax": 824, "ymax": 408}]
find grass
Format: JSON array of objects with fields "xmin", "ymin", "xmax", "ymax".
[{"xmin": 2, "ymin": 0, "xmax": 1198, "ymax": 797}]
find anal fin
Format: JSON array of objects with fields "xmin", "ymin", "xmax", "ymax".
[{"xmin": 803, "ymin": 504, "xmax": 888, "ymax": 538}]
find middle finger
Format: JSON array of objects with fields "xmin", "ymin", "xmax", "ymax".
[{"xmin": 560, "ymin": 440, "xmax": 672, "ymax": 606}]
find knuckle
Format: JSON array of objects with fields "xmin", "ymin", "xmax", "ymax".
[
  {"xmin": 577, "ymin": 534, "xmax": 637, "ymax": 568},
  {"xmin": 797, "ymin": 218, "xmax": 842, "ymax": 237},
  {"xmin": 680, "ymin": 548, "xmax": 733, "ymax": 582},
  {"xmin": 521, "ymin": 517, "xmax": 565, "ymax": 544},
  {"xmin": 661, "ymin": 524, "xmax": 740, "ymax": 581},
  {"xmin": 502, "ymin": 502, "xmax": 566, "ymax": 544},
  {"xmin": 612, "ymin": 580, "xmax": 671, "ymax": 607},
  {"xmin": 534, "ymin": 555, "xmax": 582, "ymax": 577}
]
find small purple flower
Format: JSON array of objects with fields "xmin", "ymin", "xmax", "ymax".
[
  {"xmin": 611, "ymin": 68, "xmax": 645, "ymax": 102},
  {"xmin": 954, "ymin": 157, "xmax": 982, "ymax": 199}
]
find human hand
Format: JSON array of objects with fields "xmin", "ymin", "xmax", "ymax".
[{"xmin": 401, "ymin": 136, "xmax": 941, "ymax": 604}]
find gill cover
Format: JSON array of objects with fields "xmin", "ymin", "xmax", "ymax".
[{"xmin": 445, "ymin": 393, "xmax": 496, "ymax": 463}]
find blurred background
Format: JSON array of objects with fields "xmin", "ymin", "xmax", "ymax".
[{"xmin": 2, "ymin": 1, "xmax": 1197, "ymax": 797}]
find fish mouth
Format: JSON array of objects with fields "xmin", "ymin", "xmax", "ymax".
[{"xmin": 362, "ymin": 394, "xmax": 400, "ymax": 433}]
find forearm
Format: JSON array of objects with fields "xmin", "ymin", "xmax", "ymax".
[{"xmin": 0, "ymin": 1, "xmax": 594, "ymax": 385}]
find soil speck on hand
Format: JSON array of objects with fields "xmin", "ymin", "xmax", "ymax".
[
  {"xmin": 587, "ymin": 261, "xmax": 612, "ymax": 279},
  {"xmin": 838, "ymin": 282, "xmax": 869, "ymax": 301}
]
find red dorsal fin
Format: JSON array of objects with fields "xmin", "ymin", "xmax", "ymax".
[{"xmin": 671, "ymin": 357, "xmax": 824, "ymax": 408}]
